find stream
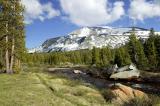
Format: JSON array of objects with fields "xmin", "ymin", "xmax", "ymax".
[{"xmin": 48, "ymin": 68, "xmax": 160, "ymax": 95}]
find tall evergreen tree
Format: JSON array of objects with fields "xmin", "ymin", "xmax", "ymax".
[
  {"xmin": 0, "ymin": 0, "xmax": 25, "ymax": 73},
  {"xmin": 127, "ymin": 28, "xmax": 148, "ymax": 69},
  {"xmin": 114, "ymin": 48, "xmax": 123, "ymax": 67},
  {"xmin": 144, "ymin": 28, "xmax": 158, "ymax": 69},
  {"xmin": 154, "ymin": 35, "xmax": 160, "ymax": 67},
  {"xmin": 114, "ymin": 47, "xmax": 131, "ymax": 67},
  {"xmin": 92, "ymin": 46, "xmax": 100, "ymax": 66},
  {"xmin": 100, "ymin": 47, "xmax": 112, "ymax": 66}
]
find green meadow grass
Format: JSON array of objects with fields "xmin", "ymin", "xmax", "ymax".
[
  {"xmin": 0, "ymin": 67, "xmax": 159, "ymax": 106},
  {"xmin": 0, "ymin": 70, "xmax": 112, "ymax": 106}
]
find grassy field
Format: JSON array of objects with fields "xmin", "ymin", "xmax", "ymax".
[
  {"xmin": 0, "ymin": 67, "xmax": 160, "ymax": 106},
  {"xmin": 0, "ymin": 69, "xmax": 112, "ymax": 106}
]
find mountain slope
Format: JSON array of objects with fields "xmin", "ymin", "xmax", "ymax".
[{"xmin": 28, "ymin": 27, "xmax": 160, "ymax": 53}]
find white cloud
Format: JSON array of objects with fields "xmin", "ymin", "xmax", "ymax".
[
  {"xmin": 21, "ymin": 0, "xmax": 60, "ymax": 24},
  {"xmin": 129, "ymin": 0, "xmax": 160, "ymax": 21},
  {"xmin": 60, "ymin": 0, "xmax": 125, "ymax": 26}
]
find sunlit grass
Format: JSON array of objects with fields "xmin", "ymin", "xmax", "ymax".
[
  {"xmin": 0, "ymin": 69, "xmax": 111, "ymax": 106},
  {"xmin": 1, "ymin": 66, "xmax": 159, "ymax": 106},
  {"xmin": 0, "ymin": 72, "xmax": 74, "ymax": 106},
  {"xmin": 36, "ymin": 73, "xmax": 110, "ymax": 106}
]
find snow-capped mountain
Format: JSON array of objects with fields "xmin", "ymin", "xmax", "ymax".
[{"xmin": 28, "ymin": 26, "xmax": 160, "ymax": 53}]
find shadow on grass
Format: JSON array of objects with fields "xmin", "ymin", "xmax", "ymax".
[{"xmin": 47, "ymin": 68, "xmax": 117, "ymax": 103}]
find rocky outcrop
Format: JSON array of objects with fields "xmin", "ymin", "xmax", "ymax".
[
  {"xmin": 110, "ymin": 64, "xmax": 140, "ymax": 79},
  {"xmin": 110, "ymin": 83, "xmax": 148, "ymax": 104}
]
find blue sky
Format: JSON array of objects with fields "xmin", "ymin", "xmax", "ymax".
[{"xmin": 22, "ymin": 0, "xmax": 160, "ymax": 48}]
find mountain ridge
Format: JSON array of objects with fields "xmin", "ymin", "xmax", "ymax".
[{"xmin": 28, "ymin": 26, "xmax": 160, "ymax": 53}]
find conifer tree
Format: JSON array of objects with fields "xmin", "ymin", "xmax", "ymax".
[
  {"xmin": 0, "ymin": 0, "xmax": 25, "ymax": 73},
  {"xmin": 92, "ymin": 46, "xmax": 100, "ymax": 66},
  {"xmin": 120, "ymin": 47, "xmax": 131, "ymax": 66},
  {"xmin": 81, "ymin": 49, "xmax": 92, "ymax": 65},
  {"xmin": 128, "ymin": 29, "xmax": 148, "ymax": 69},
  {"xmin": 114, "ymin": 49, "xmax": 123, "ymax": 67},
  {"xmin": 0, "ymin": 0, "xmax": 10, "ymax": 72},
  {"xmin": 144, "ymin": 28, "xmax": 158, "ymax": 69},
  {"xmin": 114, "ymin": 47, "xmax": 131, "ymax": 67},
  {"xmin": 100, "ymin": 47, "xmax": 112, "ymax": 66},
  {"xmin": 154, "ymin": 35, "xmax": 160, "ymax": 67}
]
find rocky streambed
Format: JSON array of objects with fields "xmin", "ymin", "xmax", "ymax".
[{"xmin": 47, "ymin": 67, "xmax": 160, "ymax": 95}]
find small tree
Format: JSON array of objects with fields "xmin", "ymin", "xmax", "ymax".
[
  {"xmin": 92, "ymin": 46, "xmax": 100, "ymax": 66},
  {"xmin": 100, "ymin": 47, "xmax": 112, "ymax": 66}
]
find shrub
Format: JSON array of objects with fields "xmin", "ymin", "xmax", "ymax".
[
  {"xmin": 101, "ymin": 89, "xmax": 116, "ymax": 102},
  {"xmin": 122, "ymin": 97, "xmax": 152, "ymax": 106}
]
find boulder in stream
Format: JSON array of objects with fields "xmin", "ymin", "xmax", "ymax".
[
  {"xmin": 73, "ymin": 70, "xmax": 86, "ymax": 75},
  {"xmin": 110, "ymin": 63, "xmax": 140, "ymax": 79}
]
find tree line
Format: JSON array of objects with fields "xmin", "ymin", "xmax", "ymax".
[
  {"xmin": 0, "ymin": 0, "xmax": 25, "ymax": 73},
  {"xmin": 25, "ymin": 28, "xmax": 160, "ymax": 71}
]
